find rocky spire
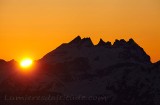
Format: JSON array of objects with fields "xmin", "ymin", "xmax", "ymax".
[
  {"xmin": 97, "ymin": 39, "xmax": 106, "ymax": 46},
  {"xmin": 113, "ymin": 39, "xmax": 127, "ymax": 47},
  {"xmin": 127, "ymin": 38, "xmax": 137, "ymax": 45},
  {"xmin": 81, "ymin": 37, "xmax": 94, "ymax": 47},
  {"xmin": 106, "ymin": 41, "xmax": 112, "ymax": 46},
  {"xmin": 69, "ymin": 36, "xmax": 81, "ymax": 44},
  {"xmin": 69, "ymin": 36, "xmax": 94, "ymax": 47}
]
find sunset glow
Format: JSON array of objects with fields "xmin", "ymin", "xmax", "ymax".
[
  {"xmin": 20, "ymin": 58, "xmax": 33, "ymax": 68},
  {"xmin": 0, "ymin": 0, "xmax": 160, "ymax": 62}
]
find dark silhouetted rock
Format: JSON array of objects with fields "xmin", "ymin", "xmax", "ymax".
[
  {"xmin": 97, "ymin": 39, "xmax": 106, "ymax": 46},
  {"xmin": 1, "ymin": 36, "xmax": 160, "ymax": 105},
  {"xmin": 113, "ymin": 39, "xmax": 127, "ymax": 47},
  {"xmin": 80, "ymin": 37, "xmax": 94, "ymax": 47},
  {"xmin": 127, "ymin": 38, "xmax": 137, "ymax": 46},
  {"xmin": 69, "ymin": 36, "xmax": 81, "ymax": 44},
  {"xmin": 106, "ymin": 41, "xmax": 112, "ymax": 46}
]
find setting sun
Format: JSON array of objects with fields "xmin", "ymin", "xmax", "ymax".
[{"xmin": 20, "ymin": 58, "xmax": 33, "ymax": 68}]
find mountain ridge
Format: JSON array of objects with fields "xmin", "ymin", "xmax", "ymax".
[
  {"xmin": 0, "ymin": 36, "xmax": 160, "ymax": 105},
  {"xmin": 68, "ymin": 36, "xmax": 138, "ymax": 47},
  {"xmin": 41, "ymin": 36, "xmax": 151, "ymax": 65}
]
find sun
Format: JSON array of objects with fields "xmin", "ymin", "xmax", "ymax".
[{"xmin": 20, "ymin": 58, "xmax": 33, "ymax": 68}]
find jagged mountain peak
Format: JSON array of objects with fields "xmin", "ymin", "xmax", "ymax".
[
  {"xmin": 69, "ymin": 36, "xmax": 81, "ymax": 44},
  {"xmin": 113, "ymin": 39, "xmax": 127, "ymax": 46},
  {"xmin": 69, "ymin": 36, "xmax": 138, "ymax": 48},
  {"xmin": 128, "ymin": 38, "xmax": 137, "ymax": 45},
  {"xmin": 2, "ymin": 36, "xmax": 160, "ymax": 105},
  {"xmin": 81, "ymin": 37, "xmax": 93, "ymax": 45},
  {"xmin": 106, "ymin": 41, "xmax": 112, "ymax": 46},
  {"xmin": 42, "ymin": 36, "xmax": 151, "ymax": 65},
  {"xmin": 69, "ymin": 36, "xmax": 94, "ymax": 47},
  {"xmin": 113, "ymin": 38, "xmax": 138, "ymax": 47},
  {"xmin": 97, "ymin": 38, "xmax": 106, "ymax": 46},
  {"xmin": 97, "ymin": 39, "xmax": 112, "ymax": 47}
]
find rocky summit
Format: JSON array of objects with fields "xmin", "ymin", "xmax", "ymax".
[{"xmin": 0, "ymin": 36, "xmax": 160, "ymax": 105}]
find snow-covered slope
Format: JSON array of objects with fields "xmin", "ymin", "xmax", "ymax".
[
  {"xmin": 0, "ymin": 36, "xmax": 159, "ymax": 105},
  {"xmin": 41, "ymin": 36, "xmax": 151, "ymax": 69}
]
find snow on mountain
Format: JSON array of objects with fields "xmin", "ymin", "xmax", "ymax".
[
  {"xmin": 0, "ymin": 36, "xmax": 159, "ymax": 105},
  {"xmin": 41, "ymin": 36, "xmax": 151, "ymax": 70}
]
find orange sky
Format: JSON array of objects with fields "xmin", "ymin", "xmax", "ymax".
[{"xmin": 0, "ymin": 0, "xmax": 160, "ymax": 62}]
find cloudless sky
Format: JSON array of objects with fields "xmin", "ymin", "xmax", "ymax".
[{"xmin": 0, "ymin": 0, "xmax": 160, "ymax": 62}]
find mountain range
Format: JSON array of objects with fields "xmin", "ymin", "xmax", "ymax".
[{"xmin": 0, "ymin": 36, "xmax": 160, "ymax": 105}]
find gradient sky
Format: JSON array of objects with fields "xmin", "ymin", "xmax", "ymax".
[{"xmin": 0, "ymin": 0, "xmax": 160, "ymax": 62}]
